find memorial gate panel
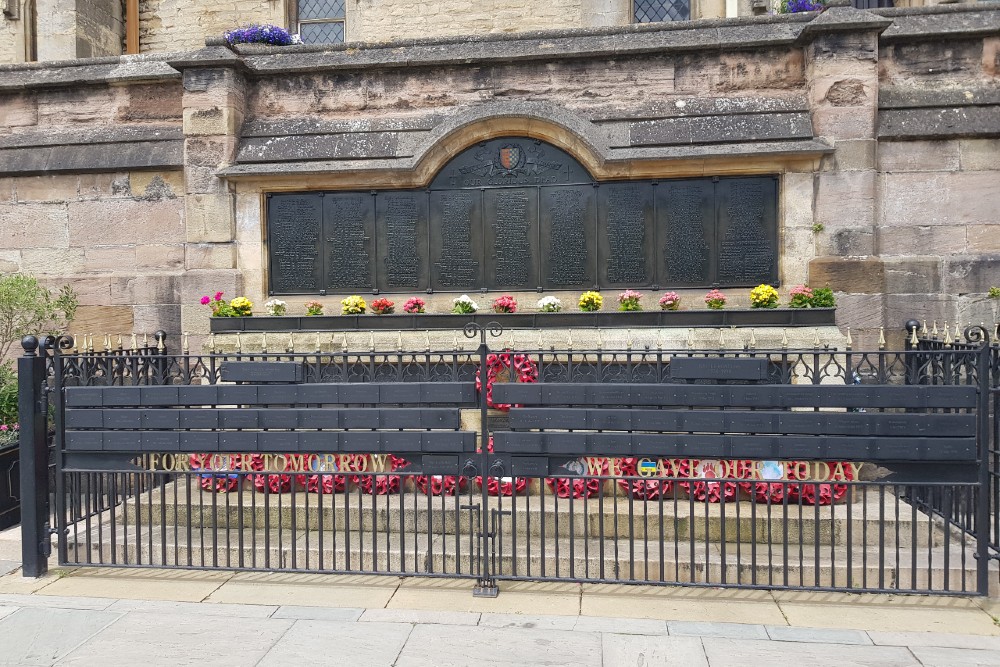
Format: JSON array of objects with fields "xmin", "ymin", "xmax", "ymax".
[{"xmin": 265, "ymin": 138, "xmax": 779, "ymax": 295}]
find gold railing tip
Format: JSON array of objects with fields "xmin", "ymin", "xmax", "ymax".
[
  {"xmin": 749, "ymin": 329, "xmax": 757, "ymax": 350},
  {"xmin": 116, "ymin": 333, "xmax": 124, "ymax": 350},
  {"xmin": 931, "ymin": 320, "xmax": 939, "ymax": 338},
  {"xmin": 909, "ymin": 325, "xmax": 919, "ymax": 346},
  {"xmin": 235, "ymin": 331, "xmax": 242, "ymax": 353},
  {"xmin": 718, "ymin": 328, "xmax": 725, "ymax": 350},
  {"xmin": 921, "ymin": 319, "xmax": 928, "ymax": 336},
  {"xmin": 261, "ymin": 331, "xmax": 268, "ymax": 353},
  {"xmin": 845, "ymin": 327, "xmax": 853, "ymax": 349},
  {"xmin": 182, "ymin": 332, "xmax": 190, "ymax": 354},
  {"xmin": 878, "ymin": 327, "xmax": 886, "ymax": 349},
  {"xmin": 781, "ymin": 328, "xmax": 788, "ymax": 349},
  {"xmin": 142, "ymin": 332, "xmax": 148, "ymax": 348},
  {"xmin": 813, "ymin": 328, "xmax": 820, "ymax": 348},
  {"xmin": 209, "ymin": 333, "xmax": 216, "ymax": 353}
]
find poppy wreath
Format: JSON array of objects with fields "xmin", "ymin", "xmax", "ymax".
[
  {"xmin": 351, "ymin": 455, "xmax": 410, "ymax": 495},
  {"xmin": 477, "ymin": 437, "xmax": 528, "ymax": 496},
  {"xmin": 191, "ymin": 453, "xmax": 262, "ymax": 492},
  {"xmin": 297, "ymin": 455, "xmax": 351, "ymax": 494},
  {"xmin": 414, "ymin": 474, "xmax": 468, "ymax": 496},
  {"xmin": 679, "ymin": 459, "xmax": 754, "ymax": 503},
  {"xmin": 253, "ymin": 455, "xmax": 294, "ymax": 494},
  {"xmin": 475, "ymin": 352, "xmax": 539, "ymax": 411},
  {"xmin": 546, "ymin": 457, "xmax": 606, "ymax": 499},
  {"xmin": 615, "ymin": 457, "xmax": 676, "ymax": 500},
  {"xmin": 785, "ymin": 461, "xmax": 853, "ymax": 505}
]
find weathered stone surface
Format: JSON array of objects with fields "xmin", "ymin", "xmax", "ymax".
[
  {"xmin": 825, "ymin": 228, "xmax": 875, "ymax": 257},
  {"xmin": 19, "ymin": 247, "xmax": 85, "ymax": 274},
  {"xmin": 0, "ymin": 178, "xmax": 14, "ymax": 203},
  {"xmin": 178, "ymin": 269, "xmax": 242, "ymax": 304},
  {"xmin": 630, "ymin": 111, "xmax": 813, "ymax": 147},
  {"xmin": 782, "ymin": 172, "xmax": 815, "ymax": 229},
  {"xmin": 967, "ymin": 225, "xmax": 1000, "ymax": 254},
  {"xmin": 879, "ymin": 107, "xmax": 1000, "ymax": 141},
  {"xmin": 883, "ymin": 292, "xmax": 956, "ymax": 333},
  {"xmin": 129, "ymin": 171, "xmax": 184, "ymax": 199},
  {"xmin": 237, "ymin": 132, "xmax": 399, "ymax": 163},
  {"xmin": 0, "ymin": 250, "xmax": 21, "ymax": 273},
  {"xmin": 878, "ymin": 85, "xmax": 1000, "ymax": 110},
  {"xmin": 814, "ymin": 171, "xmax": 875, "ymax": 230},
  {"xmin": 14, "ymin": 174, "xmax": 113, "ymax": 202},
  {"xmin": 673, "ymin": 49, "xmax": 805, "ymax": 93},
  {"xmin": 0, "ymin": 203, "xmax": 69, "ymax": 249},
  {"xmin": 0, "ymin": 93, "xmax": 37, "ymax": 128},
  {"xmin": 877, "ymin": 140, "xmax": 960, "ymax": 172},
  {"xmin": 68, "ymin": 198, "xmax": 185, "ymax": 245},
  {"xmin": 878, "ymin": 225, "xmax": 966, "ymax": 257},
  {"xmin": 0, "ymin": 59, "xmax": 179, "ymax": 91},
  {"xmin": 71, "ymin": 304, "xmax": 135, "ymax": 336},
  {"xmin": 809, "ymin": 257, "xmax": 884, "ymax": 293},
  {"xmin": 183, "ymin": 106, "xmax": 243, "ymax": 136},
  {"xmin": 186, "ymin": 243, "xmax": 237, "ymax": 270},
  {"xmin": 36, "ymin": 85, "xmax": 119, "ymax": 124},
  {"xmin": 832, "ymin": 293, "xmax": 885, "ymax": 333},
  {"xmin": 958, "ymin": 138, "xmax": 1000, "ymax": 171},
  {"xmin": 0, "ymin": 141, "xmax": 184, "ymax": 176},
  {"xmin": 881, "ymin": 37, "xmax": 985, "ymax": 80},
  {"xmin": 942, "ymin": 256, "xmax": 1000, "ymax": 294},
  {"xmin": 883, "ymin": 257, "xmax": 942, "ymax": 294},
  {"xmin": 137, "ymin": 243, "xmax": 186, "ymax": 270},
  {"xmin": 0, "ymin": 124, "xmax": 183, "ymax": 150},
  {"xmin": 825, "ymin": 139, "xmax": 876, "ymax": 171},
  {"xmin": 133, "ymin": 304, "xmax": 182, "ymax": 335},
  {"xmin": 111, "ymin": 274, "xmax": 181, "ymax": 305},
  {"xmin": 880, "ymin": 9, "xmax": 1000, "ymax": 43},
  {"xmin": 84, "ymin": 245, "xmax": 137, "ymax": 272},
  {"xmin": 184, "ymin": 136, "xmax": 238, "ymax": 170},
  {"xmin": 881, "ymin": 172, "xmax": 1000, "ymax": 226},
  {"xmin": 185, "ymin": 192, "xmax": 235, "ymax": 242},
  {"xmin": 242, "ymin": 115, "xmax": 442, "ymax": 138},
  {"xmin": 117, "ymin": 83, "xmax": 184, "ymax": 122},
  {"xmin": 44, "ymin": 275, "xmax": 112, "ymax": 306}
]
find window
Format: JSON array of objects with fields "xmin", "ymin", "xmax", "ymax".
[
  {"xmin": 634, "ymin": 0, "xmax": 690, "ymax": 22},
  {"xmin": 296, "ymin": 0, "xmax": 345, "ymax": 44}
]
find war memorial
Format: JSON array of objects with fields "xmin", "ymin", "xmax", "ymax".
[{"xmin": 0, "ymin": 1, "xmax": 999, "ymax": 597}]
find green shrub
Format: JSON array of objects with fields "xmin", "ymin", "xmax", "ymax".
[
  {"xmin": 810, "ymin": 287, "xmax": 835, "ymax": 308},
  {"xmin": 0, "ymin": 274, "xmax": 78, "ymax": 365}
]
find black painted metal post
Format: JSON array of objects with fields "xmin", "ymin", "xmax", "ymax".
[
  {"xmin": 973, "ymin": 326, "xmax": 994, "ymax": 594},
  {"xmin": 18, "ymin": 336, "xmax": 49, "ymax": 577}
]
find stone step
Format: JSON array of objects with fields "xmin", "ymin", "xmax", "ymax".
[
  {"xmin": 122, "ymin": 482, "xmax": 954, "ymax": 548},
  {"xmin": 62, "ymin": 524, "xmax": 991, "ymax": 593}
]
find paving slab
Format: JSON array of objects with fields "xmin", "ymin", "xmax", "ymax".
[
  {"xmin": 581, "ymin": 587, "xmax": 786, "ymax": 624},
  {"xmin": 394, "ymin": 624, "xmax": 602, "ymax": 667},
  {"xmin": 0, "ymin": 560, "xmax": 19, "ymax": 576},
  {"xmin": 701, "ymin": 638, "xmax": 919, "ymax": 666},
  {"xmin": 39, "ymin": 568, "xmax": 232, "ymax": 603},
  {"xmin": 0, "ymin": 570, "xmax": 60, "ymax": 595},
  {"xmin": 0, "ymin": 607, "xmax": 122, "ymax": 666},
  {"xmin": 572, "ymin": 615, "xmax": 668, "ymax": 635},
  {"xmin": 765, "ymin": 625, "xmax": 873, "ymax": 645},
  {"xmin": 106, "ymin": 598, "xmax": 279, "ymax": 618},
  {"xmin": 867, "ymin": 631, "xmax": 1000, "ymax": 650},
  {"xmin": 272, "ymin": 605, "xmax": 365, "ymax": 622},
  {"xmin": 57, "ymin": 610, "xmax": 292, "ymax": 667},
  {"xmin": 209, "ymin": 580, "xmax": 398, "ymax": 608},
  {"xmin": 257, "ymin": 619, "xmax": 412, "ymax": 667},
  {"xmin": 479, "ymin": 612, "xmax": 577, "ymax": 630},
  {"xmin": 0, "ymin": 593, "xmax": 116, "ymax": 610},
  {"xmin": 362, "ymin": 608, "xmax": 480, "ymax": 626},
  {"xmin": 0, "ymin": 605, "xmax": 16, "ymax": 621},
  {"xmin": 602, "ymin": 634, "xmax": 708, "ymax": 667},
  {"xmin": 776, "ymin": 595, "xmax": 1000, "ymax": 635},
  {"xmin": 389, "ymin": 578, "xmax": 582, "ymax": 615},
  {"xmin": 906, "ymin": 645, "xmax": 1000, "ymax": 667},
  {"xmin": 668, "ymin": 620, "xmax": 769, "ymax": 640}
]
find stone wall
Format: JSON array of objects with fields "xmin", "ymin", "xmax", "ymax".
[
  {"xmin": 137, "ymin": 0, "xmax": 283, "ymax": 54},
  {"xmin": 0, "ymin": 1, "xmax": 27, "ymax": 65},
  {"xmin": 0, "ymin": 7, "xmax": 998, "ymax": 352}
]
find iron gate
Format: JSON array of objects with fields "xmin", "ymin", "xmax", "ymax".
[{"xmin": 18, "ymin": 324, "xmax": 998, "ymax": 595}]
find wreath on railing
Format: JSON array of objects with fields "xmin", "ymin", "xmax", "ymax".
[
  {"xmin": 415, "ymin": 474, "xmax": 468, "ymax": 496},
  {"xmin": 351, "ymin": 454, "xmax": 410, "ymax": 495},
  {"xmin": 546, "ymin": 457, "xmax": 606, "ymax": 499},
  {"xmin": 475, "ymin": 352, "xmax": 539, "ymax": 410},
  {"xmin": 477, "ymin": 437, "xmax": 528, "ymax": 496}
]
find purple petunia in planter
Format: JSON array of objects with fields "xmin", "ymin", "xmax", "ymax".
[
  {"xmin": 780, "ymin": 0, "xmax": 824, "ymax": 12},
  {"xmin": 224, "ymin": 24, "xmax": 299, "ymax": 46}
]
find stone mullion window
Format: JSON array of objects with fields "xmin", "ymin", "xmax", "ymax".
[
  {"xmin": 634, "ymin": 0, "xmax": 691, "ymax": 22},
  {"xmin": 290, "ymin": 0, "xmax": 346, "ymax": 44}
]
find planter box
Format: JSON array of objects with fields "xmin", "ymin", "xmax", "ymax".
[{"xmin": 209, "ymin": 308, "xmax": 836, "ymax": 333}]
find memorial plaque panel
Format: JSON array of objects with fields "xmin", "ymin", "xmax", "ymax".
[
  {"xmin": 431, "ymin": 138, "xmax": 590, "ymax": 190},
  {"xmin": 539, "ymin": 185, "xmax": 594, "ymax": 290},
  {"xmin": 657, "ymin": 180, "xmax": 714, "ymax": 286},
  {"xmin": 267, "ymin": 194, "xmax": 323, "ymax": 293},
  {"xmin": 429, "ymin": 190, "xmax": 483, "ymax": 290},
  {"xmin": 323, "ymin": 192, "xmax": 375, "ymax": 290},
  {"xmin": 597, "ymin": 182, "xmax": 655, "ymax": 288},
  {"xmin": 716, "ymin": 177, "xmax": 778, "ymax": 286},
  {"xmin": 376, "ymin": 191, "xmax": 430, "ymax": 292},
  {"xmin": 484, "ymin": 188, "xmax": 538, "ymax": 290}
]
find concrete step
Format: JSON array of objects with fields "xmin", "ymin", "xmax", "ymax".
[{"xmin": 122, "ymin": 482, "xmax": 954, "ymax": 548}]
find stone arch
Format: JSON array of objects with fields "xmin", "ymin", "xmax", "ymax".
[{"xmin": 409, "ymin": 101, "xmax": 611, "ymax": 186}]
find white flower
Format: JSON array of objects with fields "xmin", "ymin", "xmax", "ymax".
[
  {"xmin": 537, "ymin": 296, "xmax": 562, "ymax": 312},
  {"xmin": 453, "ymin": 294, "xmax": 479, "ymax": 312},
  {"xmin": 291, "ymin": 34, "xmax": 302, "ymax": 44},
  {"xmin": 264, "ymin": 298, "xmax": 287, "ymax": 316}
]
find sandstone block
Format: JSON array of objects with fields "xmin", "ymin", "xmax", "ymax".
[
  {"xmin": 0, "ymin": 250, "xmax": 21, "ymax": 273},
  {"xmin": 0, "ymin": 203, "xmax": 69, "ymax": 249},
  {"xmin": 808, "ymin": 257, "xmax": 884, "ymax": 293},
  {"xmin": 943, "ymin": 256, "xmax": 1000, "ymax": 294},
  {"xmin": 180, "ymin": 303, "xmax": 212, "ymax": 337},
  {"xmin": 136, "ymin": 243, "xmax": 185, "ymax": 270},
  {"xmin": 783, "ymin": 171, "xmax": 814, "ymax": 229},
  {"xmin": 824, "ymin": 228, "xmax": 875, "ymax": 256},
  {"xmin": 130, "ymin": 171, "xmax": 184, "ymax": 200},
  {"xmin": 880, "ymin": 172, "xmax": 1000, "ymax": 226},
  {"xmin": 178, "ymin": 269, "xmax": 242, "ymax": 305},
  {"xmin": 70, "ymin": 305, "xmax": 135, "ymax": 339},
  {"xmin": 0, "ymin": 93, "xmax": 38, "ymax": 129},
  {"xmin": 133, "ymin": 304, "xmax": 182, "ymax": 337},
  {"xmin": 810, "ymin": 105, "xmax": 875, "ymax": 141},
  {"xmin": 883, "ymin": 293, "xmax": 956, "ymax": 335},
  {"xmin": 36, "ymin": 86, "xmax": 118, "ymax": 125},
  {"xmin": 967, "ymin": 225, "xmax": 1000, "ymax": 253},
  {"xmin": 877, "ymin": 224, "xmax": 967, "ymax": 257},
  {"xmin": 42, "ymin": 275, "xmax": 112, "ymax": 306},
  {"xmin": 235, "ymin": 241, "xmax": 262, "ymax": 276},
  {"xmin": 185, "ymin": 193, "xmax": 235, "ymax": 243},
  {"xmin": 882, "ymin": 257, "xmax": 942, "ymax": 294},
  {"xmin": 958, "ymin": 139, "xmax": 1000, "ymax": 171},
  {"xmin": 781, "ymin": 228, "xmax": 816, "ymax": 287},
  {"xmin": 182, "ymin": 164, "xmax": 224, "ymax": 195},
  {"xmin": 68, "ymin": 198, "xmax": 185, "ymax": 246},
  {"xmin": 20, "ymin": 247, "xmax": 85, "ymax": 274},
  {"xmin": 84, "ymin": 246, "xmax": 137, "ymax": 272},
  {"xmin": 184, "ymin": 136, "xmax": 239, "ymax": 173},
  {"xmin": 0, "ymin": 178, "xmax": 14, "ymax": 203},
  {"xmin": 186, "ymin": 243, "xmax": 237, "ymax": 270},
  {"xmin": 14, "ymin": 174, "xmax": 85, "ymax": 202},
  {"xmin": 825, "ymin": 139, "xmax": 876, "ymax": 172},
  {"xmin": 183, "ymin": 106, "xmax": 242, "ymax": 137},
  {"xmin": 116, "ymin": 83, "xmax": 184, "ymax": 122},
  {"xmin": 831, "ymin": 293, "xmax": 884, "ymax": 332},
  {"xmin": 814, "ymin": 171, "xmax": 875, "ymax": 230},
  {"xmin": 878, "ymin": 140, "xmax": 960, "ymax": 173},
  {"xmin": 111, "ymin": 274, "xmax": 180, "ymax": 306}
]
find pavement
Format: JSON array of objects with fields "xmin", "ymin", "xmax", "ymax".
[{"xmin": 0, "ymin": 559, "xmax": 998, "ymax": 666}]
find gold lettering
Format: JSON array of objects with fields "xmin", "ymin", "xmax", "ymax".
[
  {"xmin": 831, "ymin": 462, "xmax": 847, "ymax": 480},
  {"xmin": 584, "ymin": 457, "xmax": 606, "ymax": 476},
  {"xmin": 161, "ymin": 454, "xmax": 175, "ymax": 470},
  {"xmin": 812, "ymin": 461, "xmax": 831, "ymax": 481},
  {"xmin": 306, "ymin": 454, "xmax": 319, "ymax": 472},
  {"xmin": 286, "ymin": 455, "xmax": 305, "ymax": 472},
  {"xmin": 687, "ymin": 460, "xmax": 700, "ymax": 478},
  {"xmin": 149, "ymin": 453, "xmax": 161, "ymax": 470},
  {"xmin": 173, "ymin": 455, "xmax": 190, "ymax": 472},
  {"xmin": 792, "ymin": 461, "xmax": 809, "ymax": 480},
  {"xmin": 209, "ymin": 454, "xmax": 224, "ymax": 470},
  {"xmin": 369, "ymin": 454, "xmax": 390, "ymax": 472},
  {"xmin": 847, "ymin": 462, "xmax": 863, "ymax": 479},
  {"xmin": 273, "ymin": 454, "xmax": 287, "ymax": 471},
  {"xmin": 261, "ymin": 454, "xmax": 274, "ymax": 471},
  {"xmin": 353, "ymin": 455, "xmax": 368, "ymax": 472}
]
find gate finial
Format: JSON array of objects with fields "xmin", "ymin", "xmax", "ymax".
[
  {"xmin": 909, "ymin": 324, "xmax": 919, "ymax": 346},
  {"xmin": 781, "ymin": 328, "xmax": 788, "ymax": 350},
  {"xmin": 813, "ymin": 328, "xmax": 820, "ymax": 349},
  {"xmin": 686, "ymin": 328, "xmax": 694, "ymax": 350},
  {"xmin": 932, "ymin": 320, "xmax": 939, "ymax": 338},
  {"xmin": 718, "ymin": 328, "xmax": 725, "ymax": 350},
  {"xmin": 846, "ymin": 327, "xmax": 852, "ymax": 350},
  {"xmin": 261, "ymin": 332, "xmax": 268, "ymax": 354},
  {"xmin": 921, "ymin": 320, "xmax": 928, "ymax": 336},
  {"xmin": 209, "ymin": 333, "xmax": 216, "ymax": 354},
  {"xmin": 183, "ymin": 332, "xmax": 190, "ymax": 354},
  {"xmin": 235, "ymin": 332, "xmax": 242, "ymax": 354},
  {"xmin": 130, "ymin": 333, "xmax": 137, "ymax": 351},
  {"xmin": 749, "ymin": 329, "xmax": 757, "ymax": 351},
  {"xmin": 878, "ymin": 327, "xmax": 885, "ymax": 350}
]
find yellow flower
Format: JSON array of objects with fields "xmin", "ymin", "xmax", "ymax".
[
  {"xmin": 341, "ymin": 295, "xmax": 367, "ymax": 315},
  {"xmin": 229, "ymin": 296, "xmax": 253, "ymax": 316},
  {"xmin": 749, "ymin": 284, "xmax": 779, "ymax": 309},
  {"xmin": 578, "ymin": 291, "xmax": 603, "ymax": 312}
]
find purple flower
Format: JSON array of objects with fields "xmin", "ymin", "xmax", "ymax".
[
  {"xmin": 200, "ymin": 296, "xmax": 210, "ymax": 305},
  {"xmin": 224, "ymin": 24, "xmax": 294, "ymax": 46},
  {"xmin": 786, "ymin": 0, "xmax": 824, "ymax": 11}
]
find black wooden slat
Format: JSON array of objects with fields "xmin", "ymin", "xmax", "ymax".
[
  {"xmin": 140, "ymin": 432, "xmax": 181, "ymax": 451},
  {"xmin": 380, "ymin": 431, "xmax": 424, "ymax": 452},
  {"xmin": 493, "ymin": 383, "xmax": 977, "ymax": 409},
  {"xmin": 64, "ymin": 409, "xmax": 104, "ymax": 429},
  {"xmin": 65, "ymin": 431, "xmax": 102, "ymax": 451},
  {"xmin": 177, "ymin": 385, "xmax": 221, "ymax": 405},
  {"xmin": 64, "ymin": 387, "xmax": 104, "ymax": 407},
  {"xmin": 179, "ymin": 411, "xmax": 219, "ymax": 429},
  {"xmin": 669, "ymin": 357, "xmax": 769, "ymax": 380},
  {"xmin": 341, "ymin": 410, "xmax": 380, "ymax": 429},
  {"xmin": 258, "ymin": 431, "xmax": 300, "ymax": 452},
  {"xmin": 299, "ymin": 431, "xmax": 340, "ymax": 451},
  {"xmin": 101, "ymin": 387, "xmax": 142, "ymax": 406},
  {"xmin": 219, "ymin": 431, "xmax": 259, "ymax": 451},
  {"xmin": 218, "ymin": 386, "xmax": 258, "ymax": 405},
  {"xmin": 103, "ymin": 432, "xmax": 137, "ymax": 451},
  {"xmin": 258, "ymin": 409, "xmax": 300, "ymax": 429},
  {"xmin": 140, "ymin": 386, "xmax": 180, "ymax": 405},
  {"xmin": 103, "ymin": 410, "xmax": 143, "ymax": 429},
  {"xmin": 341, "ymin": 431, "xmax": 380, "ymax": 453},
  {"xmin": 180, "ymin": 432, "xmax": 220, "ymax": 451},
  {"xmin": 141, "ymin": 410, "xmax": 181, "ymax": 429},
  {"xmin": 421, "ymin": 431, "xmax": 476, "ymax": 453},
  {"xmin": 220, "ymin": 410, "xmax": 260, "ymax": 429}
]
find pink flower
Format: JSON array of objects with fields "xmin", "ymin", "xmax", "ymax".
[
  {"xmin": 0, "ymin": 425, "xmax": 7, "ymax": 432},
  {"xmin": 200, "ymin": 296, "xmax": 210, "ymax": 305},
  {"xmin": 214, "ymin": 291, "xmax": 224, "ymax": 301}
]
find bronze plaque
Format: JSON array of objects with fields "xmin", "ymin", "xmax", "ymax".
[{"xmin": 266, "ymin": 138, "xmax": 778, "ymax": 295}]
